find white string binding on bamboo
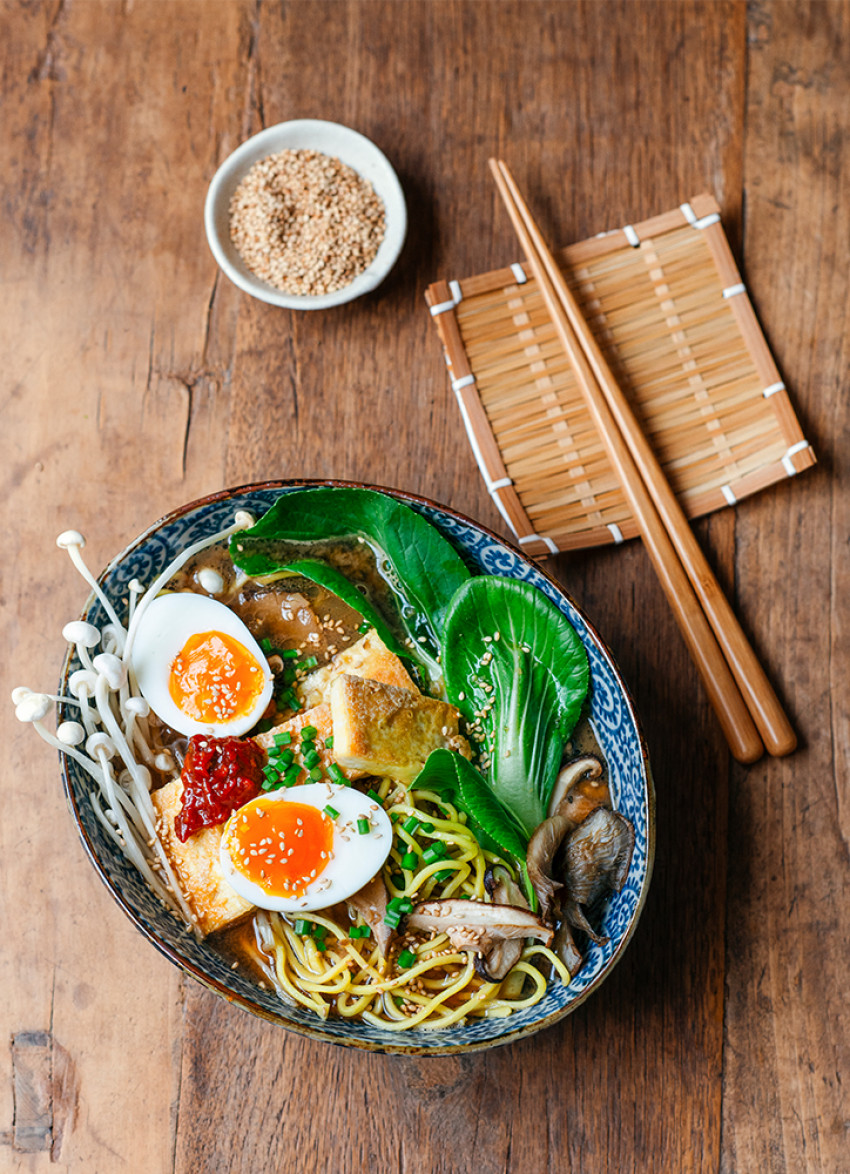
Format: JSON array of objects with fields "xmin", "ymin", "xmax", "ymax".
[
  {"xmin": 782, "ymin": 440, "xmax": 810, "ymax": 477},
  {"xmin": 763, "ymin": 381, "xmax": 785, "ymax": 398},
  {"xmin": 680, "ymin": 202, "xmax": 721, "ymax": 230},
  {"xmin": 451, "ymin": 374, "xmax": 476, "ymax": 392},
  {"xmin": 722, "ymin": 283, "xmax": 746, "ymax": 299},
  {"xmin": 721, "ymin": 484, "xmax": 737, "ymax": 505},
  {"xmin": 510, "ymin": 263, "xmax": 527, "ymax": 284},
  {"xmin": 622, "ymin": 224, "xmax": 640, "ymax": 247},
  {"xmin": 519, "ymin": 533, "xmax": 559, "ymax": 554},
  {"xmin": 607, "ymin": 523, "xmax": 625, "ymax": 544}
]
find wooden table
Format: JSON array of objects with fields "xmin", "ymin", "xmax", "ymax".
[{"xmin": 3, "ymin": 3, "xmax": 847, "ymax": 1170}]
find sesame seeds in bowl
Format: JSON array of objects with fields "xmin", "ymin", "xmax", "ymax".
[{"xmin": 205, "ymin": 120, "xmax": 407, "ymax": 310}]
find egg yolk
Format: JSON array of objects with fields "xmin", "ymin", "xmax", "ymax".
[
  {"xmin": 223, "ymin": 800, "xmax": 334, "ymax": 897},
  {"xmin": 169, "ymin": 630, "xmax": 266, "ymax": 725}
]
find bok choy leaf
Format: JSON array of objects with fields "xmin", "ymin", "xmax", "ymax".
[
  {"xmin": 412, "ymin": 748, "xmax": 535, "ymax": 906},
  {"xmin": 441, "ymin": 577, "xmax": 589, "ymax": 838},
  {"xmin": 229, "ymin": 488, "xmax": 471, "ymax": 684}
]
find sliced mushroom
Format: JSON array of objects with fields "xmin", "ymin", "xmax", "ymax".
[
  {"xmin": 478, "ymin": 867, "xmax": 529, "ymax": 980},
  {"xmin": 560, "ymin": 807, "xmax": 635, "ymax": 943},
  {"xmin": 551, "ymin": 917, "xmax": 585, "ymax": 978},
  {"xmin": 484, "ymin": 864, "xmax": 528, "ymax": 909},
  {"xmin": 547, "ymin": 754, "xmax": 605, "ymax": 817},
  {"xmin": 347, "ymin": 873, "xmax": 393, "ymax": 956},
  {"xmin": 407, "ymin": 898, "xmax": 552, "ymax": 982}
]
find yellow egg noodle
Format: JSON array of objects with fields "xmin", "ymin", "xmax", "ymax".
[{"xmin": 253, "ymin": 779, "xmax": 571, "ymax": 1030}]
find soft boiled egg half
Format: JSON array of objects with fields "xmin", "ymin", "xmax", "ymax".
[
  {"xmin": 219, "ymin": 783, "xmax": 393, "ymax": 912},
  {"xmin": 130, "ymin": 593, "xmax": 274, "ymax": 738}
]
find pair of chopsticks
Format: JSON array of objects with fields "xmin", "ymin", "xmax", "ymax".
[{"xmin": 489, "ymin": 159, "xmax": 795, "ymax": 764}]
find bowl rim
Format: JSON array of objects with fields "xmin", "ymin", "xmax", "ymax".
[
  {"xmin": 59, "ymin": 478, "xmax": 655, "ymax": 1055},
  {"xmin": 204, "ymin": 119, "xmax": 408, "ymax": 310}
]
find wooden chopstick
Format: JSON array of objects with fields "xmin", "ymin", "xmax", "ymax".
[
  {"xmin": 490, "ymin": 161, "xmax": 796, "ymax": 759},
  {"xmin": 490, "ymin": 158, "xmax": 777, "ymax": 764}
]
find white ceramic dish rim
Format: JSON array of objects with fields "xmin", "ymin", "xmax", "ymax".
[{"xmin": 204, "ymin": 119, "xmax": 407, "ymax": 309}]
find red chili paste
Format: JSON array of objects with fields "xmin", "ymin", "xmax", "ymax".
[{"xmin": 176, "ymin": 735, "xmax": 264, "ymax": 842}]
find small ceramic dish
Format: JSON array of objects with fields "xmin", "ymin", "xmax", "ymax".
[
  {"xmin": 58, "ymin": 480, "xmax": 654, "ymax": 1055},
  {"xmin": 204, "ymin": 120, "xmax": 407, "ymax": 309}
]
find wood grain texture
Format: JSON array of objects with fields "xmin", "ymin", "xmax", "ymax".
[
  {"xmin": 1, "ymin": 2, "xmax": 845, "ymax": 1171},
  {"xmin": 722, "ymin": 3, "xmax": 850, "ymax": 1171}
]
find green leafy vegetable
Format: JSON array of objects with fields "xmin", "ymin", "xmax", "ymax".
[
  {"xmin": 230, "ymin": 489, "xmax": 471, "ymax": 682},
  {"xmin": 267, "ymin": 558, "xmax": 409, "ymax": 660},
  {"xmin": 413, "ymin": 748, "xmax": 535, "ymax": 905},
  {"xmin": 441, "ymin": 577, "xmax": 589, "ymax": 838}
]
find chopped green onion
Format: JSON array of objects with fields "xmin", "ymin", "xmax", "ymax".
[
  {"xmin": 423, "ymin": 843, "xmax": 448, "ymax": 865},
  {"xmin": 315, "ymin": 939, "xmax": 327, "ymax": 952},
  {"xmin": 282, "ymin": 764, "xmax": 301, "ymax": 787},
  {"xmin": 401, "ymin": 852, "xmax": 418, "ymax": 870},
  {"xmin": 420, "ymin": 822, "xmax": 435, "ymax": 834},
  {"xmin": 358, "ymin": 621, "xmax": 371, "ymax": 634},
  {"xmin": 309, "ymin": 767, "xmax": 323, "ymax": 781},
  {"xmin": 301, "ymin": 724, "xmax": 318, "ymax": 739},
  {"xmin": 302, "ymin": 656, "xmax": 318, "ymax": 670},
  {"xmin": 397, "ymin": 949, "xmax": 416, "ymax": 969},
  {"xmin": 273, "ymin": 731, "xmax": 293, "ymax": 746},
  {"xmin": 294, "ymin": 918, "xmax": 311, "ymax": 935},
  {"xmin": 324, "ymin": 735, "xmax": 334, "ymax": 749},
  {"xmin": 357, "ymin": 817, "xmax": 371, "ymax": 835},
  {"xmin": 402, "ymin": 816, "xmax": 420, "ymax": 835},
  {"xmin": 383, "ymin": 910, "xmax": 402, "ymax": 929},
  {"xmin": 312, "ymin": 924, "xmax": 327, "ymax": 940},
  {"xmin": 323, "ymin": 805, "xmax": 340, "ymax": 820},
  {"xmin": 367, "ymin": 788, "xmax": 382, "ymax": 804},
  {"xmin": 255, "ymin": 718, "xmax": 274, "ymax": 734},
  {"xmin": 281, "ymin": 649, "xmax": 299, "ymax": 660},
  {"xmin": 434, "ymin": 868, "xmax": 454, "ymax": 882},
  {"xmin": 268, "ymin": 749, "xmax": 294, "ymax": 769},
  {"xmin": 260, "ymin": 777, "xmax": 277, "ymax": 792},
  {"xmin": 260, "ymin": 637, "xmax": 273, "ymax": 653},
  {"xmin": 302, "ymin": 749, "xmax": 320, "ymax": 769},
  {"xmin": 327, "ymin": 763, "xmax": 347, "ymax": 786}
]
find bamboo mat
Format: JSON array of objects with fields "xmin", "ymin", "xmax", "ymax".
[{"xmin": 426, "ymin": 194, "xmax": 815, "ymax": 558}]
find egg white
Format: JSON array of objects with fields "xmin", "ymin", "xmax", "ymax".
[
  {"xmin": 130, "ymin": 592, "xmax": 274, "ymax": 738},
  {"xmin": 219, "ymin": 783, "xmax": 393, "ymax": 912}
]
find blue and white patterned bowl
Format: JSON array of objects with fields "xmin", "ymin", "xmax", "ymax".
[{"xmin": 59, "ymin": 480, "xmax": 654, "ymax": 1055}]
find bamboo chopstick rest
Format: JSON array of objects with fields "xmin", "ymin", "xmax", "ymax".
[{"xmin": 490, "ymin": 158, "xmax": 795, "ymax": 762}]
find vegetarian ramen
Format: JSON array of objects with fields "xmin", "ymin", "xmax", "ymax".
[{"xmin": 14, "ymin": 488, "xmax": 634, "ymax": 1031}]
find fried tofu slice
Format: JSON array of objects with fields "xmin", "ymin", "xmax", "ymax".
[
  {"xmin": 298, "ymin": 629, "xmax": 417, "ymax": 710},
  {"xmin": 330, "ymin": 674, "xmax": 470, "ymax": 783},
  {"xmin": 151, "ymin": 779, "xmax": 254, "ymax": 937},
  {"xmin": 252, "ymin": 703, "xmax": 364, "ymax": 781}
]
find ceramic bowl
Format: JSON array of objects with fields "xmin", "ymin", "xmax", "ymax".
[
  {"xmin": 59, "ymin": 480, "xmax": 654, "ymax": 1055},
  {"xmin": 204, "ymin": 120, "xmax": 407, "ymax": 309}
]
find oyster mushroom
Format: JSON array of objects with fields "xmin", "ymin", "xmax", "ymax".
[
  {"xmin": 347, "ymin": 873, "xmax": 394, "ymax": 956},
  {"xmin": 476, "ymin": 866, "xmax": 529, "ymax": 981},
  {"xmin": 406, "ymin": 898, "xmax": 552, "ymax": 982},
  {"xmin": 527, "ymin": 755, "xmax": 607, "ymax": 921},
  {"xmin": 547, "ymin": 754, "xmax": 606, "ymax": 817},
  {"xmin": 560, "ymin": 807, "xmax": 635, "ymax": 944}
]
